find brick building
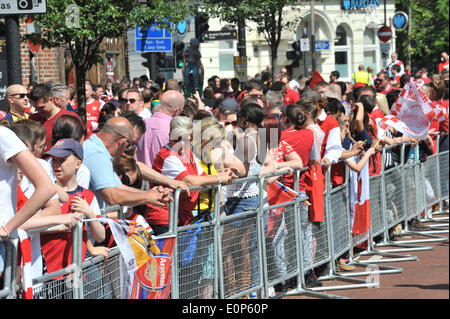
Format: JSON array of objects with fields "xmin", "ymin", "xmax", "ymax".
[{"xmin": 0, "ymin": 18, "xmax": 128, "ymax": 112}]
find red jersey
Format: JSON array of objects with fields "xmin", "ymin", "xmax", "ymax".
[
  {"xmin": 40, "ymin": 186, "xmax": 101, "ymax": 276},
  {"xmin": 283, "ymin": 88, "xmax": 300, "ymax": 106},
  {"xmin": 86, "ymin": 99, "xmax": 102, "ymax": 137},
  {"xmin": 280, "ymin": 128, "xmax": 315, "ymax": 191},
  {"xmin": 29, "ymin": 108, "xmax": 80, "ymax": 154}
]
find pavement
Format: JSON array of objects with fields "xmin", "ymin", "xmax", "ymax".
[{"xmin": 282, "ymin": 213, "xmax": 449, "ymax": 299}]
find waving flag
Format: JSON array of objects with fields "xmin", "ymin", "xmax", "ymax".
[
  {"xmin": 309, "ymin": 70, "xmax": 325, "ymax": 89},
  {"xmin": 349, "ymin": 157, "xmax": 371, "ymax": 236},
  {"xmin": 267, "ymin": 181, "xmax": 299, "ymax": 206},
  {"xmin": 379, "ymin": 78, "xmax": 448, "ymax": 139},
  {"xmin": 266, "ymin": 181, "xmax": 299, "ymax": 238}
]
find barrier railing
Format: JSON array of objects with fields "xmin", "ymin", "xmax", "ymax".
[{"xmin": 1, "ymin": 138, "xmax": 448, "ymax": 299}]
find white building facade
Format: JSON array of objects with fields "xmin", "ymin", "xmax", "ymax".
[{"xmin": 199, "ymin": 0, "xmax": 397, "ymax": 83}]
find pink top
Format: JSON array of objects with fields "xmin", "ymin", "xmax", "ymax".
[{"xmin": 135, "ymin": 112, "xmax": 173, "ymax": 167}]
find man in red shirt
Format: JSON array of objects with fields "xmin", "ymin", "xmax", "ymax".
[
  {"xmin": 280, "ymin": 74, "xmax": 300, "ymax": 105},
  {"xmin": 375, "ymin": 71, "xmax": 394, "ymax": 94},
  {"xmin": 29, "ymin": 83, "xmax": 80, "ymax": 154}
]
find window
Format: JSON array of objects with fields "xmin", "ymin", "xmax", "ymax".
[
  {"xmin": 334, "ymin": 25, "xmax": 351, "ymax": 80},
  {"xmin": 219, "ymin": 40, "xmax": 236, "ymax": 72},
  {"xmin": 363, "ymin": 26, "xmax": 379, "ymax": 75}
]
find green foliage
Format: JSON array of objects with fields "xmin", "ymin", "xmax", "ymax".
[
  {"xmin": 21, "ymin": 0, "xmax": 193, "ymax": 114},
  {"xmin": 395, "ymin": 0, "xmax": 449, "ymax": 73},
  {"xmin": 205, "ymin": 0, "xmax": 305, "ymax": 76}
]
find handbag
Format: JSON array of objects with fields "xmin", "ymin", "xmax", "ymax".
[{"xmin": 304, "ymin": 128, "xmax": 325, "ymax": 222}]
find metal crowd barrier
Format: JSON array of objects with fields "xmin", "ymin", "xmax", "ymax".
[{"xmin": 1, "ymin": 139, "xmax": 448, "ymax": 299}]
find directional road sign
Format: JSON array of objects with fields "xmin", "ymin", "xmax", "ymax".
[
  {"xmin": 135, "ymin": 24, "xmax": 172, "ymax": 53},
  {"xmin": 315, "ymin": 41, "xmax": 330, "ymax": 50}
]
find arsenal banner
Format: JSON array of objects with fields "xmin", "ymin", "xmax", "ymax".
[{"xmin": 103, "ymin": 216, "xmax": 175, "ymax": 299}]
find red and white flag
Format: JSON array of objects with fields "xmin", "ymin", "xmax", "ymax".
[
  {"xmin": 378, "ymin": 78, "xmax": 448, "ymax": 140},
  {"xmin": 349, "ymin": 157, "xmax": 371, "ymax": 236},
  {"xmin": 17, "ymin": 229, "xmax": 33, "ymax": 299}
]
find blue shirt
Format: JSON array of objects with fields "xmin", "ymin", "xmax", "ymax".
[{"xmin": 82, "ymin": 133, "xmax": 121, "ymax": 209}]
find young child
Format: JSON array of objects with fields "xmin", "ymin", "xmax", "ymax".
[{"xmin": 40, "ymin": 138, "xmax": 107, "ymax": 275}]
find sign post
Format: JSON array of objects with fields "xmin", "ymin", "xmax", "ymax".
[{"xmin": 233, "ymin": 56, "xmax": 247, "ymax": 82}]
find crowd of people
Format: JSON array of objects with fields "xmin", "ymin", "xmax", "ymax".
[{"xmin": 0, "ymin": 50, "xmax": 448, "ymax": 299}]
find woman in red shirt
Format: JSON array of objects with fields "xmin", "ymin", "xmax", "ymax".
[{"xmin": 280, "ymin": 104, "xmax": 322, "ymax": 288}]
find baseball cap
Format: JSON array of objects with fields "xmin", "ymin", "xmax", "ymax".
[
  {"xmin": 219, "ymin": 98, "xmax": 239, "ymax": 113},
  {"xmin": 45, "ymin": 138, "xmax": 83, "ymax": 161}
]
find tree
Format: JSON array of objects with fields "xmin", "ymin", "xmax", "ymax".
[
  {"xmin": 395, "ymin": 0, "xmax": 449, "ymax": 74},
  {"xmin": 24, "ymin": 0, "xmax": 193, "ymax": 121},
  {"xmin": 205, "ymin": 0, "xmax": 305, "ymax": 80}
]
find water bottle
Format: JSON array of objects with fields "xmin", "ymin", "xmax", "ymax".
[{"xmin": 407, "ymin": 146, "xmax": 415, "ymax": 165}]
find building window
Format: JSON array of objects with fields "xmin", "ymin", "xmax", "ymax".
[
  {"xmin": 334, "ymin": 25, "xmax": 351, "ymax": 80},
  {"xmin": 219, "ymin": 40, "xmax": 236, "ymax": 73},
  {"xmin": 363, "ymin": 27, "xmax": 378, "ymax": 75}
]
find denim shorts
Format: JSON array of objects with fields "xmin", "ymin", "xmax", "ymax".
[{"xmin": 224, "ymin": 196, "xmax": 259, "ymax": 228}]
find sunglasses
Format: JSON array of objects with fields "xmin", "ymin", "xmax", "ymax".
[
  {"xmin": 120, "ymin": 98, "xmax": 138, "ymax": 104},
  {"xmin": 224, "ymin": 121, "xmax": 238, "ymax": 127},
  {"xmin": 10, "ymin": 93, "xmax": 30, "ymax": 99}
]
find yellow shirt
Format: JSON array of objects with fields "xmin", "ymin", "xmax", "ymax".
[
  {"xmin": 198, "ymin": 154, "xmax": 217, "ymax": 211},
  {"xmin": 352, "ymin": 71, "xmax": 371, "ymax": 86}
]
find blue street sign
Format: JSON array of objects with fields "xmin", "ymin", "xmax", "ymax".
[
  {"xmin": 393, "ymin": 12, "xmax": 408, "ymax": 30},
  {"xmin": 135, "ymin": 24, "xmax": 172, "ymax": 52},
  {"xmin": 177, "ymin": 21, "xmax": 187, "ymax": 35},
  {"xmin": 315, "ymin": 41, "xmax": 330, "ymax": 50}
]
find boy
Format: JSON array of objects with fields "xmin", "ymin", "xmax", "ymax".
[{"xmin": 40, "ymin": 138, "xmax": 107, "ymax": 275}]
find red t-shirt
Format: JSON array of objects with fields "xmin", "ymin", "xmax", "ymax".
[
  {"xmin": 145, "ymin": 145, "xmax": 205, "ymax": 226},
  {"xmin": 40, "ymin": 186, "xmax": 100, "ymax": 276},
  {"xmin": 283, "ymin": 88, "xmax": 300, "ymax": 106},
  {"xmin": 29, "ymin": 108, "xmax": 80, "ymax": 154},
  {"xmin": 86, "ymin": 99, "xmax": 102, "ymax": 137},
  {"xmin": 280, "ymin": 128, "xmax": 315, "ymax": 191}
]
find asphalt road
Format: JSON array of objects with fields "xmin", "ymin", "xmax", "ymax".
[{"xmin": 282, "ymin": 214, "xmax": 449, "ymax": 299}]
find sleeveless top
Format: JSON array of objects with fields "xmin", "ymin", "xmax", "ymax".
[{"xmin": 227, "ymin": 130, "xmax": 263, "ymax": 198}]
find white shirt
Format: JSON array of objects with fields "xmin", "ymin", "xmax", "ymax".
[
  {"xmin": 21, "ymin": 158, "xmax": 58, "ymax": 201},
  {"xmin": 138, "ymin": 108, "xmax": 152, "ymax": 120},
  {"xmin": 317, "ymin": 110, "xmax": 343, "ymax": 164},
  {"xmin": 0, "ymin": 126, "xmax": 28, "ymax": 236}
]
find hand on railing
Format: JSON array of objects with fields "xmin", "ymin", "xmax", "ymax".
[
  {"xmin": 167, "ymin": 179, "xmax": 191, "ymax": 197},
  {"xmin": 215, "ymin": 168, "xmax": 238, "ymax": 185},
  {"xmin": 148, "ymin": 186, "xmax": 174, "ymax": 207}
]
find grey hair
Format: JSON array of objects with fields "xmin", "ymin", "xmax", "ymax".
[
  {"xmin": 51, "ymin": 83, "xmax": 68, "ymax": 98},
  {"xmin": 265, "ymin": 90, "xmax": 283, "ymax": 109},
  {"xmin": 169, "ymin": 116, "xmax": 193, "ymax": 141}
]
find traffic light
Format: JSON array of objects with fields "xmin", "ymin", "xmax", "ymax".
[
  {"xmin": 286, "ymin": 40, "xmax": 302, "ymax": 60},
  {"xmin": 173, "ymin": 41, "xmax": 185, "ymax": 68},
  {"xmin": 155, "ymin": 53, "xmax": 175, "ymax": 70},
  {"xmin": 156, "ymin": 53, "xmax": 167, "ymax": 68},
  {"xmin": 195, "ymin": 12, "xmax": 209, "ymax": 42}
]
